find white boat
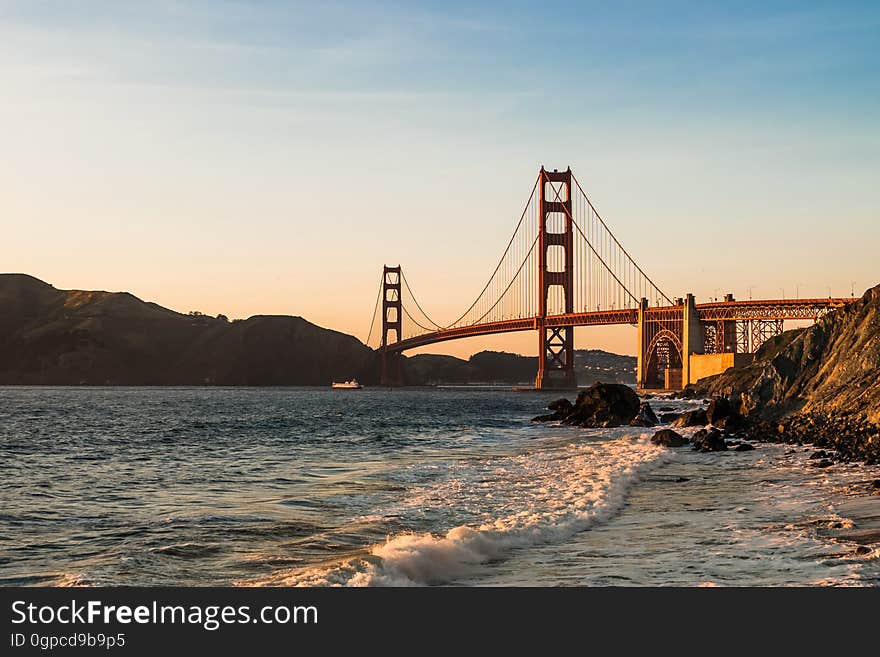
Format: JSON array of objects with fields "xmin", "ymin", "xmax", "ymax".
[{"xmin": 331, "ymin": 379, "xmax": 363, "ymax": 389}]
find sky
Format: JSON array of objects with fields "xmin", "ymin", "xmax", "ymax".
[{"xmin": 2, "ymin": 0, "xmax": 878, "ymax": 357}]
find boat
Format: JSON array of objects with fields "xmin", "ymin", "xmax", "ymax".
[{"xmin": 331, "ymin": 379, "xmax": 363, "ymax": 389}]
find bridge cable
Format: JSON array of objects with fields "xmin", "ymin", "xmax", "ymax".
[
  {"xmin": 399, "ymin": 270, "xmax": 446, "ymax": 330},
  {"xmin": 364, "ymin": 270, "xmax": 384, "ymax": 346},
  {"xmin": 400, "ymin": 303, "xmax": 443, "ymax": 334},
  {"xmin": 468, "ymin": 234, "xmax": 539, "ymax": 326},
  {"xmin": 570, "ymin": 173, "xmax": 673, "ymax": 305},
  {"xmin": 435, "ymin": 174, "xmax": 540, "ymax": 329},
  {"xmin": 387, "ymin": 175, "xmax": 538, "ymax": 334},
  {"xmin": 546, "ymin": 180, "xmax": 641, "ymax": 308}
]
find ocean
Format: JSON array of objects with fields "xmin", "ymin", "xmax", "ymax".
[{"xmin": 1, "ymin": 387, "xmax": 878, "ymax": 587}]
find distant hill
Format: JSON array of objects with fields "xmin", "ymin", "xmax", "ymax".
[
  {"xmin": 404, "ymin": 349, "xmax": 635, "ymax": 386},
  {"xmin": 0, "ymin": 274, "xmax": 637, "ymax": 387},
  {"xmin": 0, "ymin": 274, "xmax": 374, "ymax": 385}
]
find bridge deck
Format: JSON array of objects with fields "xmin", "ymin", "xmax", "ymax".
[{"xmin": 384, "ymin": 298, "xmax": 856, "ymax": 353}]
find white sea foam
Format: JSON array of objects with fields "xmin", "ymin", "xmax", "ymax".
[{"xmin": 253, "ymin": 434, "xmax": 670, "ymax": 586}]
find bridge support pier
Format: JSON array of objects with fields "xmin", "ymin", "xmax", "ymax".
[
  {"xmin": 681, "ymin": 293, "xmax": 704, "ymax": 389},
  {"xmin": 636, "ymin": 298, "xmax": 648, "ymax": 388},
  {"xmin": 380, "ymin": 350, "xmax": 402, "ymax": 387},
  {"xmin": 535, "ymin": 323, "xmax": 577, "ymax": 389}
]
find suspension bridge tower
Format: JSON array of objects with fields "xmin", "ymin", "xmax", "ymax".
[
  {"xmin": 380, "ymin": 265, "xmax": 403, "ymax": 386},
  {"xmin": 535, "ymin": 167, "xmax": 577, "ymax": 389}
]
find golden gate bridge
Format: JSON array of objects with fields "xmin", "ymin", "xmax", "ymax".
[{"xmin": 365, "ymin": 167, "xmax": 854, "ymax": 390}]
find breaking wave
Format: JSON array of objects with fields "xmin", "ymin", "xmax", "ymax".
[{"xmin": 251, "ymin": 433, "xmax": 669, "ymax": 586}]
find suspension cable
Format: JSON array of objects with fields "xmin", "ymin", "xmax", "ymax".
[
  {"xmin": 546, "ymin": 180, "xmax": 640, "ymax": 307},
  {"xmin": 364, "ymin": 270, "xmax": 383, "ymax": 346},
  {"xmin": 400, "ymin": 303, "xmax": 440, "ymax": 334},
  {"xmin": 438, "ymin": 174, "xmax": 540, "ymax": 328},
  {"xmin": 400, "ymin": 270, "xmax": 445, "ymax": 329},
  {"xmin": 469, "ymin": 235, "xmax": 539, "ymax": 326},
  {"xmin": 571, "ymin": 173, "xmax": 672, "ymax": 305}
]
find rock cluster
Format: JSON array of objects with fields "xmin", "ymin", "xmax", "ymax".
[
  {"xmin": 691, "ymin": 428, "xmax": 727, "ymax": 452},
  {"xmin": 535, "ymin": 385, "xmax": 760, "ymax": 455},
  {"xmin": 532, "ymin": 382, "xmax": 643, "ymax": 428},
  {"xmin": 739, "ymin": 411, "xmax": 880, "ymax": 465}
]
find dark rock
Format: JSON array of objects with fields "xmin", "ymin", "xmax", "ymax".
[
  {"xmin": 692, "ymin": 428, "xmax": 728, "ymax": 452},
  {"xmin": 672, "ymin": 408, "xmax": 708, "ymax": 427},
  {"xmin": 854, "ymin": 545, "xmax": 872, "ymax": 555},
  {"xmin": 650, "ymin": 429, "xmax": 688, "ymax": 447},
  {"xmin": 560, "ymin": 382, "xmax": 641, "ymax": 428},
  {"xmin": 630, "ymin": 401, "xmax": 659, "ymax": 427},
  {"xmin": 733, "ymin": 443, "xmax": 756, "ymax": 451},
  {"xmin": 810, "ymin": 458, "xmax": 833, "ymax": 468},
  {"xmin": 659, "ymin": 406, "xmax": 674, "ymax": 412},
  {"xmin": 706, "ymin": 396, "xmax": 733, "ymax": 424},
  {"xmin": 870, "ymin": 479, "xmax": 880, "ymax": 491},
  {"xmin": 674, "ymin": 386, "xmax": 697, "ymax": 399},
  {"xmin": 640, "ymin": 401, "xmax": 659, "ymax": 423},
  {"xmin": 713, "ymin": 413, "xmax": 743, "ymax": 431},
  {"xmin": 809, "ymin": 450, "xmax": 829, "ymax": 459},
  {"xmin": 533, "ymin": 397, "xmax": 575, "ymax": 423},
  {"xmin": 547, "ymin": 398, "xmax": 573, "ymax": 413},
  {"xmin": 659, "ymin": 412, "xmax": 681, "ymax": 423}
]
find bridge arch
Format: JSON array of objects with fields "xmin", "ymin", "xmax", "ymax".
[{"xmin": 644, "ymin": 329, "xmax": 683, "ymax": 389}]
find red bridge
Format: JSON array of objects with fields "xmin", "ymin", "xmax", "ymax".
[{"xmin": 366, "ymin": 167, "xmax": 855, "ymax": 390}]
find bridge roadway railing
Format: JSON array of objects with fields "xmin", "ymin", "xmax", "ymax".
[
  {"xmin": 384, "ymin": 298, "xmax": 856, "ymax": 354},
  {"xmin": 694, "ymin": 298, "xmax": 854, "ymax": 321}
]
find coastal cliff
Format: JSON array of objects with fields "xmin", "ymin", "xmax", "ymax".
[
  {"xmin": 687, "ymin": 284, "xmax": 880, "ymax": 422},
  {"xmin": 685, "ymin": 283, "xmax": 880, "ymax": 464}
]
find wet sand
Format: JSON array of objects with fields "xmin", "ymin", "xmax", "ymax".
[{"xmin": 828, "ymin": 495, "xmax": 880, "ymax": 546}]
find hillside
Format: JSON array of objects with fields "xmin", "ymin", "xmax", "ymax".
[
  {"xmin": 0, "ymin": 274, "xmax": 639, "ymax": 387},
  {"xmin": 0, "ymin": 274, "xmax": 374, "ymax": 385},
  {"xmin": 404, "ymin": 349, "xmax": 636, "ymax": 385},
  {"xmin": 688, "ymin": 283, "xmax": 880, "ymax": 423}
]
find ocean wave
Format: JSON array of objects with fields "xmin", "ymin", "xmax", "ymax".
[{"xmin": 250, "ymin": 433, "xmax": 669, "ymax": 586}]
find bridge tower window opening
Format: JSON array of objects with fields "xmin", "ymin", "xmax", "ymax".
[
  {"xmin": 544, "ymin": 180, "xmax": 568, "ymax": 202},
  {"xmin": 545, "ymin": 212, "xmax": 567, "ymax": 234},
  {"xmin": 546, "ymin": 245, "xmax": 566, "ymax": 273}
]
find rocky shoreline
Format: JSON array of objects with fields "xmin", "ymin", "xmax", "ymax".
[
  {"xmin": 738, "ymin": 411, "xmax": 880, "ymax": 467},
  {"xmin": 533, "ymin": 382, "xmax": 880, "ymax": 496}
]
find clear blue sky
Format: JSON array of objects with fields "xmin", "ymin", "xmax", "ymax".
[{"xmin": 3, "ymin": 1, "xmax": 878, "ymax": 355}]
